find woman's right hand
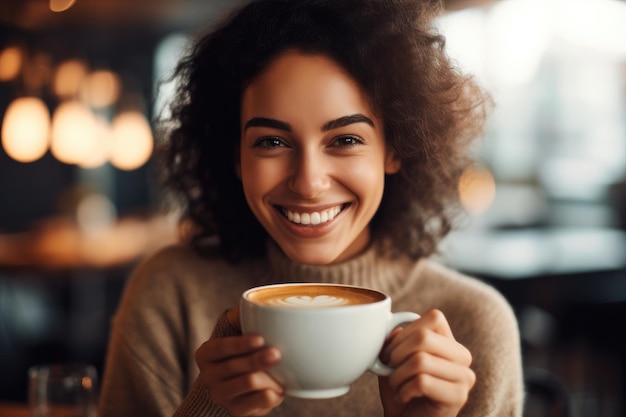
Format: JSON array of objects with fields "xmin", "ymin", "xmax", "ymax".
[{"xmin": 195, "ymin": 307, "xmax": 285, "ymax": 416}]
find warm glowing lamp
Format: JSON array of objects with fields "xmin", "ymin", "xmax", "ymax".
[
  {"xmin": 109, "ymin": 111, "xmax": 154, "ymax": 170},
  {"xmin": 50, "ymin": 101, "xmax": 98, "ymax": 164},
  {"xmin": 50, "ymin": 0, "xmax": 78, "ymax": 13},
  {"xmin": 0, "ymin": 46, "xmax": 23, "ymax": 82},
  {"xmin": 458, "ymin": 165, "xmax": 497, "ymax": 215},
  {"xmin": 1, "ymin": 97, "xmax": 50, "ymax": 163},
  {"xmin": 76, "ymin": 193, "xmax": 116, "ymax": 236},
  {"xmin": 79, "ymin": 116, "xmax": 111, "ymax": 169},
  {"xmin": 53, "ymin": 59, "xmax": 88, "ymax": 99},
  {"xmin": 80, "ymin": 70, "xmax": 121, "ymax": 108}
]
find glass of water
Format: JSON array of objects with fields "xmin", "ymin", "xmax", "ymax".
[{"xmin": 28, "ymin": 363, "xmax": 98, "ymax": 417}]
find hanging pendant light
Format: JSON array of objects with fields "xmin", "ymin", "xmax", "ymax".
[
  {"xmin": 50, "ymin": 0, "xmax": 78, "ymax": 13},
  {"xmin": 1, "ymin": 97, "xmax": 50, "ymax": 163},
  {"xmin": 50, "ymin": 100, "xmax": 98, "ymax": 165},
  {"xmin": 79, "ymin": 115, "xmax": 111, "ymax": 169},
  {"xmin": 109, "ymin": 111, "xmax": 154, "ymax": 171},
  {"xmin": 0, "ymin": 46, "xmax": 23, "ymax": 82},
  {"xmin": 53, "ymin": 59, "xmax": 88, "ymax": 99},
  {"xmin": 80, "ymin": 70, "xmax": 121, "ymax": 108}
]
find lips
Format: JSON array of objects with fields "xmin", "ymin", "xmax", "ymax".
[{"xmin": 280, "ymin": 204, "xmax": 345, "ymax": 226}]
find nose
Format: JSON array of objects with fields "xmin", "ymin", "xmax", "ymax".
[{"xmin": 288, "ymin": 148, "xmax": 331, "ymax": 199}]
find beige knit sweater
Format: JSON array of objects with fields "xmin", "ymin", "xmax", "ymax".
[{"xmin": 98, "ymin": 241, "xmax": 523, "ymax": 417}]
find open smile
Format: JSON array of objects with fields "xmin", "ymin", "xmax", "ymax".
[{"xmin": 277, "ymin": 204, "xmax": 349, "ymax": 226}]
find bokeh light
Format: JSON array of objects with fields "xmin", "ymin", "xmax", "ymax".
[
  {"xmin": 0, "ymin": 46, "xmax": 23, "ymax": 82},
  {"xmin": 80, "ymin": 70, "xmax": 121, "ymax": 108},
  {"xmin": 53, "ymin": 59, "xmax": 88, "ymax": 99},
  {"xmin": 458, "ymin": 165, "xmax": 497, "ymax": 215},
  {"xmin": 78, "ymin": 116, "xmax": 111, "ymax": 169},
  {"xmin": 76, "ymin": 193, "xmax": 117, "ymax": 236},
  {"xmin": 109, "ymin": 111, "xmax": 154, "ymax": 170},
  {"xmin": 1, "ymin": 97, "xmax": 50, "ymax": 163},
  {"xmin": 49, "ymin": 0, "xmax": 78, "ymax": 13},
  {"xmin": 50, "ymin": 100, "xmax": 98, "ymax": 165}
]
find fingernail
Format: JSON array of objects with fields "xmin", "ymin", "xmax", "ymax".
[
  {"xmin": 268, "ymin": 347, "xmax": 281, "ymax": 361},
  {"xmin": 250, "ymin": 336, "xmax": 264, "ymax": 348},
  {"xmin": 261, "ymin": 348, "xmax": 281, "ymax": 366}
]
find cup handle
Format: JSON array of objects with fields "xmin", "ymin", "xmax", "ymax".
[{"xmin": 368, "ymin": 311, "xmax": 421, "ymax": 376}]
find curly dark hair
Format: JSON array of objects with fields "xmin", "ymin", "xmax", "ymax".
[{"xmin": 158, "ymin": 0, "xmax": 491, "ymax": 262}]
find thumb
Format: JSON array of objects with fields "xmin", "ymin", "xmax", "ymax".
[{"xmin": 226, "ymin": 306, "xmax": 241, "ymax": 331}]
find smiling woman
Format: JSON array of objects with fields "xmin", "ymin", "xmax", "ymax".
[{"xmin": 97, "ymin": 1, "xmax": 523, "ymax": 417}]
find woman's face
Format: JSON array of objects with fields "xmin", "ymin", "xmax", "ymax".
[{"xmin": 239, "ymin": 50, "xmax": 400, "ymax": 265}]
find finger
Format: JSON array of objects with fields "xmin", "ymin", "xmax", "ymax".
[
  {"xmin": 227, "ymin": 307, "xmax": 241, "ymax": 331},
  {"xmin": 395, "ymin": 370, "xmax": 475, "ymax": 405},
  {"xmin": 383, "ymin": 310, "xmax": 449, "ymax": 362},
  {"xmin": 388, "ymin": 351, "xmax": 473, "ymax": 392},
  {"xmin": 207, "ymin": 346, "xmax": 281, "ymax": 383},
  {"xmin": 227, "ymin": 389, "xmax": 284, "ymax": 416},
  {"xmin": 425, "ymin": 309, "xmax": 455, "ymax": 338},
  {"xmin": 383, "ymin": 327, "xmax": 403, "ymax": 349},
  {"xmin": 380, "ymin": 327, "xmax": 403, "ymax": 364},
  {"xmin": 212, "ymin": 371, "xmax": 284, "ymax": 407},
  {"xmin": 196, "ymin": 335, "xmax": 265, "ymax": 363},
  {"xmin": 389, "ymin": 330, "xmax": 472, "ymax": 368},
  {"xmin": 391, "ymin": 310, "xmax": 454, "ymax": 349}
]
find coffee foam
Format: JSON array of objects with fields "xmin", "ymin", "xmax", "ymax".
[
  {"xmin": 272, "ymin": 295, "xmax": 349, "ymax": 307},
  {"xmin": 246, "ymin": 285, "xmax": 384, "ymax": 308}
]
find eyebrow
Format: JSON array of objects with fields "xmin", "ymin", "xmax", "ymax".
[
  {"xmin": 243, "ymin": 113, "xmax": 375, "ymax": 133},
  {"xmin": 321, "ymin": 114, "xmax": 375, "ymax": 131},
  {"xmin": 244, "ymin": 117, "xmax": 292, "ymax": 132}
]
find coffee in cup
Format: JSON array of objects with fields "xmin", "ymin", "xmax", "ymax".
[
  {"xmin": 245, "ymin": 283, "xmax": 384, "ymax": 307},
  {"xmin": 240, "ymin": 283, "xmax": 420, "ymax": 399}
]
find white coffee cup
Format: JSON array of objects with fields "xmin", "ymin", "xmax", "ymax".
[{"xmin": 240, "ymin": 283, "xmax": 420, "ymax": 399}]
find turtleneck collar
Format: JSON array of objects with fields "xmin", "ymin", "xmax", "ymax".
[{"xmin": 262, "ymin": 240, "xmax": 416, "ymax": 299}]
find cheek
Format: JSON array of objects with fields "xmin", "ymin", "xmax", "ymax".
[
  {"xmin": 341, "ymin": 159, "xmax": 386, "ymax": 202},
  {"xmin": 240, "ymin": 157, "xmax": 283, "ymax": 198}
]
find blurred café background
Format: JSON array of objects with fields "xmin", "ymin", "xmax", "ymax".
[{"xmin": 0, "ymin": 0, "xmax": 625, "ymax": 415}]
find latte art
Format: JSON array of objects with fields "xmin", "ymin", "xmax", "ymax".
[
  {"xmin": 246, "ymin": 284, "xmax": 384, "ymax": 308},
  {"xmin": 272, "ymin": 295, "xmax": 350, "ymax": 307}
]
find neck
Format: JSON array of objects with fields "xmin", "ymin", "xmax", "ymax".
[{"xmin": 264, "ymin": 240, "xmax": 416, "ymax": 298}]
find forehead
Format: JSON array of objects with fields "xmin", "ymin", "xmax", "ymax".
[{"xmin": 241, "ymin": 50, "xmax": 377, "ymax": 124}]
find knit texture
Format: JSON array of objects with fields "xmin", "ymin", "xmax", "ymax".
[{"xmin": 98, "ymin": 241, "xmax": 523, "ymax": 416}]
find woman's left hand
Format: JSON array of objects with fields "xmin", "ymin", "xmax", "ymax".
[{"xmin": 378, "ymin": 309, "xmax": 476, "ymax": 417}]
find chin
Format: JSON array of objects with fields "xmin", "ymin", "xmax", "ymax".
[{"xmin": 280, "ymin": 244, "xmax": 344, "ymax": 266}]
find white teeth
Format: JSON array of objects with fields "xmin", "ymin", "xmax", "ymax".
[{"xmin": 283, "ymin": 206, "xmax": 343, "ymax": 226}]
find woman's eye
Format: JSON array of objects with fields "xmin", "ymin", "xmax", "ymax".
[
  {"xmin": 332, "ymin": 135, "xmax": 364, "ymax": 148},
  {"xmin": 253, "ymin": 136, "xmax": 286, "ymax": 148}
]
